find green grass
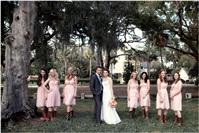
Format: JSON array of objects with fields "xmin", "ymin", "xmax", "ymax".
[{"xmin": 2, "ymin": 98, "xmax": 199, "ymax": 132}]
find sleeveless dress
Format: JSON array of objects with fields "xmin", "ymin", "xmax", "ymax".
[
  {"xmin": 46, "ymin": 80, "xmax": 61, "ymax": 107},
  {"xmin": 63, "ymin": 78, "xmax": 77, "ymax": 105},
  {"xmin": 170, "ymin": 81, "xmax": 182, "ymax": 111},
  {"xmin": 101, "ymin": 79, "xmax": 121, "ymax": 125},
  {"xmin": 140, "ymin": 81, "xmax": 150, "ymax": 107},
  {"xmin": 128, "ymin": 80, "xmax": 139, "ymax": 108},
  {"xmin": 156, "ymin": 82, "xmax": 170, "ymax": 109},
  {"xmin": 36, "ymin": 80, "xmax": 47, "ymax": 108}
]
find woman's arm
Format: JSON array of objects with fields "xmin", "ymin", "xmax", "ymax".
[
  {"xmin": 74, "ymin": 76, "xmax": 78, "ymax": 97},
  {"xmin": 43, "ymin": 78, "xmax": 50, "ymax": 87},
  {"xmin": 127, "ymin": 80, "xmax": 130, "ymax": 100},
  {"xmin": 109, "ymin": 77, "xmax": 115, "ymax": 99},
  {"xmin": 171, "ymin": 81, "xmax": 182, "ymax": 98}
]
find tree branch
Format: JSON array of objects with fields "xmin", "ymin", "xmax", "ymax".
[{"xmin": 165, "ymin": 45, "xmax": 197, "ymax": 58}]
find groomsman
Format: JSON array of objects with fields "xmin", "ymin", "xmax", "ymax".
[{"xmin": 90, "ymin": 66, "xmax": 103, "ymax": 124}]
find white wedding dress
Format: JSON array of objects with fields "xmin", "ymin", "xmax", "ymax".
[{"xmin": 101, "ymin": 79, "xmax": 121, "ymax": 124}]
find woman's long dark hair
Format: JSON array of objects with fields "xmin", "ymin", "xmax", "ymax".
[
  {"xmin": 140, "ymin": 72, "xmax": 148, "ymax": 83},
  {"xmin": 37, "ymin": 68, "xmax": 48, "ymax": 86},
  {"xmin": 173, "ymin": 72, "xmax": 181, "ymax": 84}
]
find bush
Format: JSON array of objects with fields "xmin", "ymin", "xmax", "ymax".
[{"xmin": 194, "ymin": 77, "xmax": 199, "ymax": 86}]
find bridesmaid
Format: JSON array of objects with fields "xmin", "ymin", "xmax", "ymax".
[
  {"xmin": 63, "ymin": 67, "xmax": 77, "ymax": 120},
  {"xmin": 43, "ymin": 68, "xmax": 61, "ymax": 121},
  {"xmin": 140, "ymin": 72, "xmax": 150, "ymax": 120},
  {"xmin": 156, "ymin": 69, "xmax": 170, "ymax": 124},
  {"xmin": 127, "ymin": 72, "xmax": 139, "ymax": 118},
  {"xmin": 35, "ymin": 68, "xmax": 48, "ymax": 121},
  {"xmin": 170, "ymin": 72, "xmax": 183, "ymax": 126}
]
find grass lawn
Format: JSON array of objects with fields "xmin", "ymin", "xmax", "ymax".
[{"xmin": 2, "ymin": 98, "xmax": 199, "ymax": 132}]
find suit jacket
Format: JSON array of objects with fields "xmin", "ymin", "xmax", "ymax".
[{"xmin": 90, "ymin": 73, "xmax": 103, "ymax": 95}]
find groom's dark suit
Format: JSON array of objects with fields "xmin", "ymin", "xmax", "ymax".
[{"xmin": 90, "ymin": 73, "xmax": 103, "ymax": 123}]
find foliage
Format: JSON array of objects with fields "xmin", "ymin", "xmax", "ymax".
[
  {"xmin": 123, "ymin": 63, "xmax": 134, "ymax": 84},
  {"xmin": 2, "ymin": 1, "xmax": 198, "ymax": 74}
]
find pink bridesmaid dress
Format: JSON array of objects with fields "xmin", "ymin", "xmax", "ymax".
[
  {"xmin": 156, "ymin": 82, "xmax": 170, "ymax": 109},
  {"xmin": 170, "ymin": 80, "xmax": 182, "ymax": 111},
  {"xmin": 46, "ymin": 80, "xmax": 61, "ymax": 107},
  {"xmin": 128, "ymin": 80, "xmax": 139, "ymax": 108},
  {"xmin": 36, "ymin": 80, "xmax": 47, "ymax": 108},
  {"xmin": 63, "ymin": 78, "xmax": 77, "ymax": 106},
  {"xmin": 140, "ymin": 82, "xmax": 150, "ymax": 107}
]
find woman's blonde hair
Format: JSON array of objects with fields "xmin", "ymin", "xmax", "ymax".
[
  {"xmin": 49, "ymin": 68, "xmax": 59, "ymax": 81},
  {"xmin": 65, "ymin": 67, "xmax": 74, "ymax": 80}
]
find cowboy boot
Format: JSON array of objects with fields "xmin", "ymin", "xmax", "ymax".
[
  {"xmin": 163, "ymin": 115, "xmax": 167, "ymax": 124},
  {"xmin": 69, "ymin": 111, "xmax": 72, "ymax": 119},
  {"xmin": 132, "ymin": 108, "xmax": 135, "ymax": 118},
  {"xmin": 174, "ymin": 115, "xmax": 178, "ymax": 124},
  {"xmin": 53, "ymin": 111, "xmax": 57, "ymax": 118},
  {"xmin": 71, "ymin": 110, "xmax": 74, "ymax": 118},
  {"xmin": 158, "ymin": 115, "xmax": 164, "ymax": 124},
  {"xmin": 178, "ymin": 117, "xmax": 183, "ymax": 126},
  {"xmin": 145, "ymin": 111, "xmax": 149, "ymax": 120},
  {"xmin": 129, "ymin": 111, "xmax": 133, "ymax": 118},
  {"xmin": 48, "ymin": 111, "xmax": 53, "ymax": 121},
  {"xmin": 66, "ymin": 112, "xmax": 70, "ymax": 121},
  {"xmin": 142, "ymin": 109, "xmax": 146, "ymax": 118}
]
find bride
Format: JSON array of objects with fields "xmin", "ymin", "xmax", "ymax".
[{"xmin": 101, "ymin": 68, "xmax": 121, "ymax": 124}]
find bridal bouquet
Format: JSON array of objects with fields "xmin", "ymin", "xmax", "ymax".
[{"xmin": 109, "ymin": 98, "xmax": 117, "ymax": 108}]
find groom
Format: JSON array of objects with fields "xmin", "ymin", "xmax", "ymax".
[{"xmin": 90, "ymin": 66, "xmax": 103, "ymax": 124}]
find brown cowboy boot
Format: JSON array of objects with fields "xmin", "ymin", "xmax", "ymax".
[
  {"xmin": 158, "ymin": 115, "xmax": 164, "ymax": 124},
  {"xmin": 163, "ymin": 115, "xmax": 167, "ymax": 124},
  {"xmin": 178, "ymin": 117, "xmax": 183, "ymax": 126},
  {"xmin": 132, "ymin": 108, "xmax": 136, "ymax": 118},
  {"xmin": 65, "ymin": 112, "xmax": 70, "ymax": 121},
  {"xmin": 142, "ymin": 109, "xmax": 146, "ymax": 118},
  {"xmin": 174, "ymin": 115, "xmax": 178, "ymax": 124},
  {"xmin": 145, "ymin": 111, "xmax": 149, "ymax": 120},
  {"xmin": 69, "ymin": 111, "xmax": 72, "ymax": 119},
  {"xmin": 129, "ymin": 111, "xmax": 133, "ymax": 118},
  {"xmin": 48, "ymin": 111, "xmax": 53, "ymax": 121},
  {"xmin": 53, "ymin": 111, "xmax": 57, "ymax": 118},
  {"xmin": 71, "ymin": 110, "xmax": 74, "ymax": 118}
]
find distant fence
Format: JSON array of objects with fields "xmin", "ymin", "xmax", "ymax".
[
  {"xmin": 19, "ymin": 84, "xmax": 199, "ymax": 99},
  {"xmin": 1, "ymin": 83, "xmax": 198, "ymax": 99}
]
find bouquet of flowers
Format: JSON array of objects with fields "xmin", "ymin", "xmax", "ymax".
[{"xmin": 109, "ymin": 98, "xmax": 117, "ymax": 108}]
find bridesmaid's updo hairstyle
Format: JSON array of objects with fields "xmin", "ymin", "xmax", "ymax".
[{"xmin": 140, "ymin": 72, "xmax": 148, "ymax": 83}]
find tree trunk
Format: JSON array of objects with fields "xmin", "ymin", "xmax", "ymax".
[
  {"xmin": 159, "ymin": 48, "xmax": 164, "ymax": 68},
  {"xmin": 96, "ymin": 44, "xmax": 103, "ymax": 67},
  {"xmin": 1, "ymin": 1, "xmax": 37, "ymax": 120},
  {"xmin": 89, "ymin": 58, "xmax": 92, "ymax": 77}
]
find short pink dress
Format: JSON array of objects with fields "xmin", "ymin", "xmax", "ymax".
[
  {"xmin": 36, "ymin": 80, "xmax": 47, "ymax": 108},
  {"xmin": 46, "ymin": 80, "xmax": 61, "ymax": 108},
  {"xmin": 140, "ymin": 81, "xmax": 150, "ymax": 107},
  {"xmin": 170, "ymin": 80, "xmax": 182, "ymax": 111},
  {"xmin": 63, "ymin": 78, "xmax": 77, "ymax": 106},
  {"xmin": 127, "ymin": 80, "xmax": 139, "ymax": 108},
  {"xmin": 156, "ymin": 82, "xmax": 170, "ymax": 109}
]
